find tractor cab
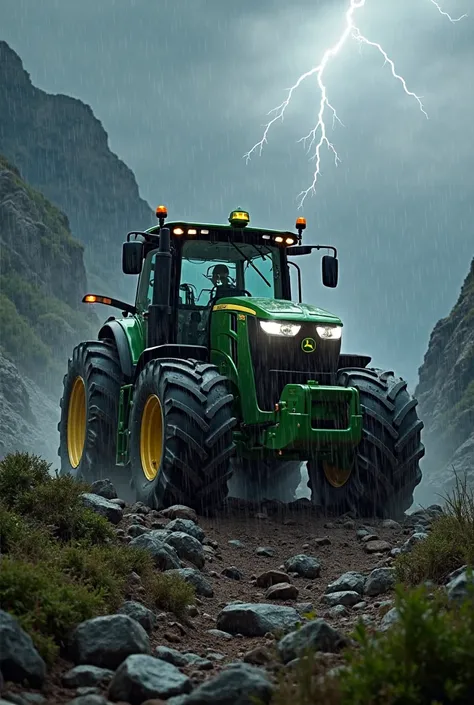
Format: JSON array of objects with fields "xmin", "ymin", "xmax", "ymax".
[{"xmin": 124, "ymin": 206, "xmax": 339, "ymax": 351}]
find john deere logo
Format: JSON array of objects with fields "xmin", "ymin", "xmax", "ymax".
[{"xmin": 301, "ymin": 337, "xmax": 316, "ymax": 353}]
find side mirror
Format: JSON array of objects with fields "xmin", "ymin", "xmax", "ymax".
[
  {"xmin": 322, "ymin": 255, "xmax": 338, "ymax": 288},
  {"xmin": 287, "ymin": 245, "xmax": 312, "ymax": 256},
  {"xmin": 122, "ymin": 241, "xmax": 143, "ymax": 275}
]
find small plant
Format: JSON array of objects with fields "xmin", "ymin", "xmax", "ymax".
[
  {"xmin": 0, "ymin": 452, "xmax": 51, "ymax": 509},
  {"xmin": 148, "ymin": 573, "xmax": 195, "ymax": 619},
  {"xmin": 0, "ymin": 556, "xmax": 104, "ymax": 664},
  {"xmin": 340, "ymin": 585, "xmax": 474, "ymax": 704},
  {"xmin": 395, "ymin": 473, "xmax": 474, "ymax": 585}
]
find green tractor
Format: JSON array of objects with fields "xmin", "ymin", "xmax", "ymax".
[{"xmin": 59, "ymin": 206, "xmax": 424, "ymax": 517}]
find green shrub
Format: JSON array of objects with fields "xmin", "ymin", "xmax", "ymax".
[
  {"xmin": 0, "ymin": 557, "xmax": 105, "ymax": 664},
  {"xmin": 148, "ymin": 573, "xmax": 195, "ymax": 619},
  {"xmin": 58, "ymin": 543, "xmax": 155, "ymax": 611},
  {"xmin": 0, "ymin": 505, "xmax": 54, "ymax": 560},
  {"xmin": 396, "ymin": 475, "xmax": 474, "ymax": 585},
  {"xmin": 271, "ymin": 586, "xmax": 474, "ymax": 705},
  {"xmin": 339, "ymin": 585, "xmax": 474, "ymax": 705},
  {"xmin": 0, "ymin": 452, "xmax": 52, "ymax": 509}
]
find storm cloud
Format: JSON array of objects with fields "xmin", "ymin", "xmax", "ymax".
[{"xmin": 1, "ymin": 0, "xmax": 472, "ymax": 386}]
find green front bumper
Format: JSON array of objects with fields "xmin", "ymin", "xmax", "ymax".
[{"xmin": 261, "ymin": 381, "xmax": 362, "ymax": 452}]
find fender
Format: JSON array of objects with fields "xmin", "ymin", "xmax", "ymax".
[
  {"xmin": 99, "ymin": 320, "xmax": 134, "ymax": 379},
  {"xmin": 135, "ymin": 344, "xmax": 208, "ymax": 380},
  {"xmin": 338, "ymin": 354, "xmax": 371, "ymax": 370}
]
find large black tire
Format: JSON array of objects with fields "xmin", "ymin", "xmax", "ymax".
[
  {"xmin": 58, "ymin": 341, "xmax": 130, "ymax": 493},
  {"xmin": 307, "ymin": 367, "xmax": 424, "ymax": 518},
  {"xmin": 128, "ymin": 358, "xmax": 236, "ymax": 513},
  {"xmin": 227, "ymin": 459, "xmax": 303, "ymax": 503}
]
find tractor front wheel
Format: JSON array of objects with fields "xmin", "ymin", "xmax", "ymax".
[
  {"xmin": 128, "ymin": 358, "xmax": 236, "ymax": 513},
  {"xmin": 58, "ymin": 341, "xmax": 130, "ymax": 495},
  {"xmin": 307, "ymin": 367, "xmax": 424, "ymax": 519}
]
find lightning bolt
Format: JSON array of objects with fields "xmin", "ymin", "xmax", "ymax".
[{"xmin": 244, "ymin": 0, "xmax": 467, "ymax": 207}]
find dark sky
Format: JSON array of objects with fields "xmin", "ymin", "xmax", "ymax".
[{"xmin": 1, "ymin": 0, "xmax": 472, "ymax": 388}]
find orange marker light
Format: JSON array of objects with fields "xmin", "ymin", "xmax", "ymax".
[
  {"xmin": 156, "ymin": 205, "xmax": 168, "ymax": 217},
  {"xmin": 84, "ymin": 295, "xmax": 112, "ymax": 305},
  {"xmin": 296, "ymin": 217, "xmax": 307, "ymax": 229}
]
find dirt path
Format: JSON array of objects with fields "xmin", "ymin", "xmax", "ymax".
[{"xmin": 5, "ymin": 498, "xmax": 413, "ymax": 705}]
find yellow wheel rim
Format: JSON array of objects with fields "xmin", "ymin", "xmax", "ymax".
[
  {"xmin": 140, "ymin": 394, "xmax": 164, "ymax": 481},
  {"xmin": 67, "ymin": 376, "xmax": 86, "ymax": 468},
  {"xmin": 323, "ymin": 460, "xmax": 352, "ymax": 488}
]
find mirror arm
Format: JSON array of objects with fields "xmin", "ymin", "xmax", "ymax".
[{"xmin": 308, "ymin": 244, "xmax": 337, "ymax": 258}]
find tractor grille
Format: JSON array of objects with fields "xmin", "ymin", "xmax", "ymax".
[{"xmin": 247, "ymin": 317, "xmax": 341, "ymax": 411}]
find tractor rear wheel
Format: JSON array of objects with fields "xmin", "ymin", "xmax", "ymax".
[
  {"xmin": 227, "ymin": 459, "xmax": 303, "ymax": 503},
  {"xmin": 128, "ymin": 358, "xmax": 236, "ymax": 513},
  {"xmin": 58, "ymin": 341, "xmax": 130, "ymax": 494},
  {"xmin": 307, "ymin": 367, "xmax": 424, "ymax": 518}
]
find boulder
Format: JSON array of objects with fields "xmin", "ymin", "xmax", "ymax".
[
  {"xmin": 325, "ymin": 571, "xmax": 365, "ymax": 595},
  {"xmin": 80, "ymin": 493, "xmax": 123, "ymax": 525},
  {"xmin": 118, "ymin": 601, "xmax": 156, "ymax": 633},
  {"xmin": 0, "ymin": 610, "xmax": 46, "ymax": 687},
  {"xmin": 70, "ymin": 614, "xmax": 150, "ymax": 669},
  {"xmin": 284, "ymin": 555, "xmax": 321, "ymax": 579},
  {"xmin": 108, "ymin": 654, "xmax": 192, "ymax": 704},
  {"xmin": 165, "ymin": 568, "xmax": 214, "ymax": 597},
  {"xmin": 278, "ymin": 618, "xmax": 347, "ymax": 664},
  {"xmin": 90, "ymin": 479, "xmax": 117, "ymax": 500},
  {"xmin": 216, "ymin": 603, "xmax": 300, "ymax": 637},
  {"xmin": 184, "ymin": 662, "xmax": 273, "ymax": 704},
  {"xmin": 165, "ymin": 518, "xmax": 205, "ymax": 543}
]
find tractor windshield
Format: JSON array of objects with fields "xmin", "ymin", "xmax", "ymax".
[
  {"xmin": 175, "ymin": 239, "xmax": 282, "ymax": 346},
  {"xmin": 178, "ymin": 239, "xmax": 283, "ymax": 304}
]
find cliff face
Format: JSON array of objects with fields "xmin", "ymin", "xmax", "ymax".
[
  {"xmin": 0, "ymin": 41, "xmax": 154, "ymax": 301},
  {"xmin": 0, "ymin": 155, "xmax": 97, "ymax": 460},
  {"xmin": 416, "ymin": 258, "xmax": 474, "ymax": 494}
]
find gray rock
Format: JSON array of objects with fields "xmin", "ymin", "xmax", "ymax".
[
  {"xmin": 90, "ymin": 479, "xmax": 117, "ymax": 500},
  {"xmin": 167, "ymin": 697, "xmax": 191, "ymax": 705},
  {"xmin": 400, "ymin": 532, "xmax": 429, "ymax": 553},
  {"xmin": 80, "ymin": 493, "xmax": 123, "ymax": 525},
  {"xmin": 364, "ymin": 568, "xmax": 396, "ymax": 597},
  {"xmin": 323, "ymin": 591, "xmax": 361, "ymax": 607},
  {"xmin": 353, "ymin": 601, "xmax": 367, "ymax": 610},
  {"xmin": 184, "ymin": 662, "xmax": 273, "ymax": 704},
  {"xmin": 356, "ymin": 529, "xmax": 370, "ymax": 540},
  {"xmin": 265, "ymin": 583, "xmax": 298, "ymax": 600},
  {"xmin": 379, "ymin": 607, "xmax": 400, "ymax": 631},
  {"xmin": 129, "ymin": 533, "xmax": 181, "ymax": 570},
  {"xmin": 62, "ymin": 665, "xmax": 114, "ymax": 688},
  {"xmin": 328, "ymin": 605, "xmax": 348, "ymax": 618},
  {"xmin": 0, "ymin": 610, "xmax": 46, "ymax": 687},
  {"xmin": 155, "ymin": 646, "xmax": 189, "ymax": 667},
  {"xmin": 228, "ymin": 539, "xmax": 245, "ymax": 548},
  {"xmin": 65, "ymin": 697, "xmax": 108, "ymax": 705},
  {"xmin": 278, "ymin": 618, "xmax": 346, "ymax": 664},
  {"xmin": 70, "ymin": 614, "xmax": 150, "ymax": 669},
  {"xmin": 381, "ymin": 519, "xmax": 402, "ymax": 530},
  {"xmin": 118, "ymin": 601, "xmax": 156, "ymax": 633},
  {"xmin": 284, "ymin": 554, "xmax": 321, "ymax": 579},
  {"xmin": 216, "ymin": 603, "xmax": 300, "ymax": 637},
  {"xmin": 75, "ymin": 689, "xmax": 100, "ymax": 697},
  {"xmin": 446, "ymin": 568, "xmax": 474, "ymax": 602},
  {"xmin": 127, "ymin": 524, "xmax": 148, "ymax": 538},
  {"xmin": 326, "ymin": 571, "xmax": 365, "ymax": 595},
  {"xmin": 162, "ymin": 505, "xmax": 198, "ymax": 522},
  {"xmin": 165, "ymin": 531, "xmax": 205, "ymax": 569},
  {"xmin": 108, "ymin": 654, "xmax": 192, "ymax": 703},
  {"xmin": 184, "ymin": 653, "xmax": 213, "ymax": 670},
  {"xmin": 166, "ymin": 518, "xmax": 205, "ymax": 543},
  {"xmin": 314, "ymin": 536, "xmax": 331, "ymax": 546},
  {"xmin": 221, "ymin": 566, "xmax": 243, "ymax": 581},
  {"xmin": 165, "ymin": 567, "xmax": 214, "ymax": 597},
  {"xmin": 207, "ymin": 629, "xmax": 233, "ymax": 640},
  {"xmin": 255, "ymin": 547, "xmax": 275, "ymax": 557},
  {"xmin": 364, "ymin": 539, "xmax": 392, "ymax": 554},
  {"xmin": 295, "ymin": 602, "xmax": 314, "ymax": 614}
]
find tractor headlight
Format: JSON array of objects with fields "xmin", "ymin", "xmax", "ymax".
[
  {"xmin": 260, "ymin": 321, "xmax": 302, "ymax": 337},
  {"xmin": 316, "ymin": 325, "xmax": 342, "ymax": 340}
]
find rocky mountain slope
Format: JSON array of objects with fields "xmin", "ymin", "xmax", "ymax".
[
  {"xmin": 415, "ymin": 257, "xmax": 474, "ymax": 496},
  {"xmin": 0, "ymin": 154, "xmax": 96, "ymax": 460},
  {"xmin": 0, "ymin": 41, "xmax": 154, "ymax": 301}
]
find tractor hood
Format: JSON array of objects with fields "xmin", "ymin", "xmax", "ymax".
[{"xmin": 215, "ymin": 297, "xmax": 342, "ymax": 325}]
